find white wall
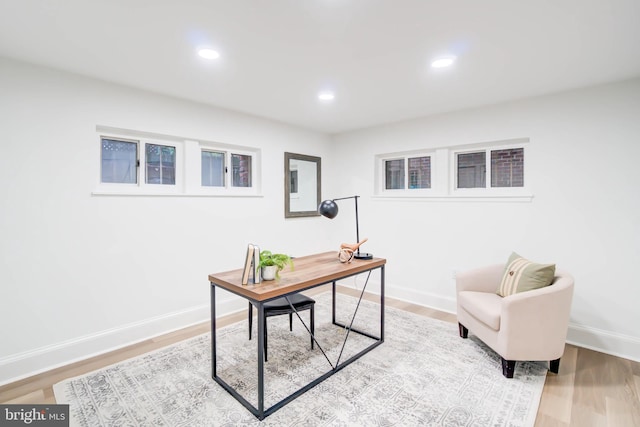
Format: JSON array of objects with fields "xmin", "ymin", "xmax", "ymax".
[
  {"xmin": 1, "ymin": 56, "xmax": 638, "ymax": 386},
  {"xmin": 329, "ymin": 78, "xmax": 640, "ymax": 362},
  {"xmin": 0, "ymin": 58, "xmax": 335, "ymax": 384}
]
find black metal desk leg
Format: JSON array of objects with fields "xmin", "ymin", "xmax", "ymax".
[
  {"xmin": 380, "ymin": 265, "xmax": 385, "ymax": 341},
  {"xmin": 257, "ymin": 302, "xmax": 265, "ymax": 419},
  {"xmin": 332, "ymin": 281, "xmax": 336, "ymax": 325},
  {"xmin": 210, "ymin": 283, "xmax": 217, "ymax": 378}
]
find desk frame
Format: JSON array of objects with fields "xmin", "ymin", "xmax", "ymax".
[{"xmin": 208, "ymin": 252, "xmax": 385, "ymax": 420}]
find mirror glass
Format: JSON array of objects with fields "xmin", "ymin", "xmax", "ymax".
[{"xmin": 285, "ymin": 152, "xmax": 321, "ymax": 218}]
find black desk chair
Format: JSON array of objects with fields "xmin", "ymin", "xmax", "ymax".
[{"xmin": 248, "ymin": 294, "xmax": 315, "ymax": 361}]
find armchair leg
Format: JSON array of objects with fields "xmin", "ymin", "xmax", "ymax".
[
  {"xmin": 458, "ymin": 323, "xmax": 468, "ymax": 338},
  {"xmin": 501, "ymin": 358, "xmax": 516, "ymax": 378},
  {"xmin": 549, "ymin": 358, "xmax": 561, "ymax": 374}
]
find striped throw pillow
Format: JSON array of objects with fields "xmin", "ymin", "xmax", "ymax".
[{"xmin": 497, "ymin": 253, "xmax": 556, "ymax": 297}]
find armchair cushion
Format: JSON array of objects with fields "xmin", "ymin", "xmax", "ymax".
[
  {"xmin": 497, "ymin": 252, "xmax": 555, "ymax": 297},
  {"xmin": 457, "ymin": 291, "xmax": 502, "ymax": 331}
]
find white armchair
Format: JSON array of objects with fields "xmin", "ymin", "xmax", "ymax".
[{"xmin": 456, "ymin": 264, "xmax": 574, "ymax": 378}]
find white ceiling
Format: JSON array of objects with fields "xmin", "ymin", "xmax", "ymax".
[{"xmin": 1, "ymin": 1, "xmax": 639, "ymax": 134}]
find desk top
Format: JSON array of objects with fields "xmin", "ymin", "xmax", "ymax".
[{"xmin": 208, "ymin": 251, "xmax": 386, "ymax": 302}]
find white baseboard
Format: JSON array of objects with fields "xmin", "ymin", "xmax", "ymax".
[
  {"xmin": 385, "ymin": 284, "xmax": 457, "ymax": 314},
  {"xmin": 386, "ymin": 284, "xmax": 640, "ymax": 363},
  {"xmin": 566, "ymin": 323, "xmax": 640, "ymax": 363},
  {"xmin": 3, "ymin": 286, "xmax": 638, "ymax": 387},
  {"xmin": 0, "ymin": 295, "xmax": 246, "ymax": 387}
]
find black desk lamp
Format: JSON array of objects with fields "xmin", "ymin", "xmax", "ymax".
[{"xmin": 318, "ymin": 195, "xmax": 373, "ymax": 260}]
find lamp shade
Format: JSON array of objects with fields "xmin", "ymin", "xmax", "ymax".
[{"xmin": 318, "ymin": 200, "xmax": 339, "ymax": 219}]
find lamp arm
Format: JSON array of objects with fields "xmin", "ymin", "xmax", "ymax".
[{"xmin": 331, "ymin": 195, "xmax": 359, "ymax": 202}]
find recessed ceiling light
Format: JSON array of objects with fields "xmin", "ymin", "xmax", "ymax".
[
  {"xmin": 198, "ymin": 48, "xmax": 220, "ymax": 60},
  {"xmin": 318, "ymin": 92, "xmax": 335, "ymax": 101},
  {"xmin": 431, "ymin": 57, "xmax": 456, "ymax": 68}
]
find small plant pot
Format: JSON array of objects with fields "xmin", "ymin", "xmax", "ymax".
[{"xmin": 261, "ymin": 265, "xmax": 278, "ymax": 281}]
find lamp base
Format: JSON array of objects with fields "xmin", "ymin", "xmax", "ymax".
[{"xmin": 354, "ymin": 252, "xmax": 373, "ymax": 260}]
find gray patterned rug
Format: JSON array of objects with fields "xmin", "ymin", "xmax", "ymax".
[{"xmin": 54, "ymin": 292, "xmax": 546, "ymax": 426}]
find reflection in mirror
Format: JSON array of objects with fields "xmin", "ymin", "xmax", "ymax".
[{"xmin": 285, "ymin": 152, "xmax": 321, "ymax": 218}]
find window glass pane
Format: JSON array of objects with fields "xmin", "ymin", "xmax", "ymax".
[
  {"xmin": 231, "ymin": 153, "xmax": 252, "ymax": 187},
  {"xmin": 491, "ymin": 148, "xmax": 524, "ymax": 187},
  {"xmin": 101, "ymin": 138, "xmax": 138, "ymax": 184},
  {"xmin": 385, "ymin": 159, "xmax": 404, "ymax": 189},
  {"xmin": 201, "ymin": 150, "xmax": 225, "ymax": 187},
  {"xmin": 146, "ymin": 143, "xmax": 176, "ymax": 185},
  {"xmin": 457, "ymin": 152, "xmax": 486, "ymax": 188},
  {"xmin": 408, "ymin": 156, "xmax": 431, "ymax": 189}
]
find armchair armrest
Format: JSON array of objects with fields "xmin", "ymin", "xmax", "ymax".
[
  {"xmin": 456, "ymin": 264, "xmax": 504, "ymax": 293},
  {"xmin": 498, "ymin": 272, "xmax": 575, "ymax": 360}
]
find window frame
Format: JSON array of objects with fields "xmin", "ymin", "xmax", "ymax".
[
  {"xmin": 195, "ymin": 143, "xmax": 259, "ymax": 196},
  {"xmin": 201, "ymin": 148, "xmax": 227, "ymax": 188},
  {"xmin": 142, "ymin": 141, "xmax": 180, "ymax": 189},
  {"xmin": 374, "ymin": 138, "xmax": 532, "ymax": 201},
  {"xmin": 100, "ymin": 136, "xmax": 139, "ymax": 187},
  {"xmin": 451, "ymin": 141, "xmax": 528, "ymax": 196},
  {"xmin": 93, "ymin": 126, "xmax": 261, "ymax": 197},
  {"xmin": 377, "ymin": 150, "xmax": 435, "ymax": 196}
]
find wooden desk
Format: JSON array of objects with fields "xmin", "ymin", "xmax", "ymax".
[{"xmin": 208, "ymin": 251, "xmax": 386, "ymax": 420}]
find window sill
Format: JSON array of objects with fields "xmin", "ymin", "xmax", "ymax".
[
  {"xmin": 92, "ymin": 189, "xmax": 263, "ymax": 198},
  {"xmin": 373, "ymin": 194, "xmax": 534, "ymax": 203}
]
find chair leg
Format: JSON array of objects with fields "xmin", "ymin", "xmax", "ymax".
[
  {"xmin": 458, "ymin": 323, "xmax": 468, "ymax": 338},
  {"xmin": 501, "ymin": 358, "xmax": 516, "ymax": 378},
  {"xmin": 264, "ymin": 318, "xmax": 268, "ymax": 362},
  {"xmin": 310, "ymin": 305, "xmax": 315, "ymax": 350},
  {"xmin": 289, "ymin": 313, "xmax": 293, "ymax": 331},
  {"xmin": 550, "ymin": 358, "xmax": 561, "ymax": 374},
  {"xmin": 248, "ymin": 302, "xmax": 253, "ymax": 340}
]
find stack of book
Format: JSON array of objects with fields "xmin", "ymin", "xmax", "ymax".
[{"xmin": 241, "ymin": 243, "xmax": 261, "ymax": 285}]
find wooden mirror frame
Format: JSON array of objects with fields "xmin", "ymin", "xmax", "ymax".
[{"xmin": 284, "ymin": 152, "xmax": 321, "ymax": 218}]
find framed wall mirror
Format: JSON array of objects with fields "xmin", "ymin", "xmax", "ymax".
[{"xmin": 284, "ymin": 152, "xmax": 321, "ymax": 218}]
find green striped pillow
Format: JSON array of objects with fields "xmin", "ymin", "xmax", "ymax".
[{"xmin": 497, "ymin": 253, "xmax": 556, "ymax": 297}]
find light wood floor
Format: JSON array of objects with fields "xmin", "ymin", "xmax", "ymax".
[{"xmin": 1, "ymin": 286, "xmax": 639, "ymax": 426}]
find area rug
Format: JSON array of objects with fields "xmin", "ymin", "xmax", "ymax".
[{"xmin": 54, "ymin": 292, "xmax": 547, "ymax": 426}]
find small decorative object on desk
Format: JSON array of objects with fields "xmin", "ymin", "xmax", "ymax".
[
  {"xmin": 338, "ymin": 238, "xmax": 368, "ymax": 263},
  {"xmin": 241, "ymin": 243, "xmax": 261, "ymax": 285},
  {"xmin": 257, "ymin": 250, "xmax": 293, "ymax": 280}
]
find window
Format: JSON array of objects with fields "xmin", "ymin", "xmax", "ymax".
[
  {"xmin": 100, "ymin": 136, "xmax": 180, "ymax": 190},
  {"xmin": 198, "ymin": 148, "xmax": 256, "ymax": 193},
  {"xmin": 375, "ymin": 138, "xmax": 530, "ymax": 200},
  {"xmin": 96, "ymin": 127, "xmax": 261, "ymax": 197},
  {"xmin": 457, "ymin": 152, "xmax": 486, "ymax": 188},
  {"xmin": 491, "ymin": 148, "xmax": 524, "ymax": 187},
  {"xmin": 231, "ymin": 153, "xmax": 252, "ymax": 187},
  {"xmin": 101, "ymin": 138, "xmax": 138, "ymax": 184},
  {"xmin": 383, "ymin": 155, "xmax": 431, "ymax": 191},
  {"xmin": 385, "ymin": 159, "xmax": 404, "ymax": 189},
  {"xmin": 145, "ymin": 143, "xmax": 175, "ymax": 185},
  {"xmin": 408, "ymin": 156, "xmax": 431, "ymax": 189},
  {"xmin": 201, "ymin": 150, "xmax": 225, "ymax": 187},
  {"xmin": 455, "ymin": 146, "xmax": 524, "ymax": 190}
]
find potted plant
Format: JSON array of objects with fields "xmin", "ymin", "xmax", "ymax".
[{"xmin": 258, "ymin": 250, "xmax": 293, "ymax": 280}]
